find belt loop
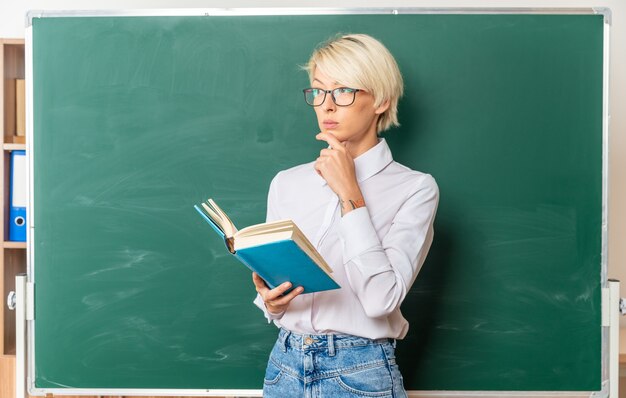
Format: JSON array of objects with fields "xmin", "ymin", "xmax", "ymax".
[
  {"xmin": 279, "ymin": 329, "xmax": 291, "ymax": 353},
  {"xmin": 328, "ymin": 334, "xmax": 335, "ymax": 357},
  {"xmin": 392, "ymin": 339, "xmax": 397, "ymax": 349}
]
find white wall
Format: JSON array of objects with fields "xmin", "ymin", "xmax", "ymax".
[{"xmin": 2, "ymin": 0, "xmax": 625, "ymax": 325}]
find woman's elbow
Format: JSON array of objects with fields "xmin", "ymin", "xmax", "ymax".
[
  {"xmin": 361, "ymin": 291, "xmax": 403, "ymax": 318},
  {"xmin": 350, "ymin": 272, "xmax": 407, "ymax": 318},
  {"xmin": 364, "ymin": 304, "xmax": 396, "ymax": 318}
]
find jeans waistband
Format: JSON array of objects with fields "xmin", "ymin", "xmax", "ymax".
[{"xmin": 277, "ymin": 328, "xmax": 395, "ymax": 356}]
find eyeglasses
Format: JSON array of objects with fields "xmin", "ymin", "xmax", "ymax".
[{"xmin": 302, "ymin": 87, "xmax": 362, "ymax": 107}]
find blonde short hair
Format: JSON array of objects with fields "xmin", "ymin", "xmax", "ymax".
[{"xmin": 304, "ymin": 34, "xmax": 404, "ymax": 133}]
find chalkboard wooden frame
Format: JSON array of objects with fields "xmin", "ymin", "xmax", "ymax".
[{"xmin": 24, "ymin": 7, "xmax": 610, "ymax": 397}]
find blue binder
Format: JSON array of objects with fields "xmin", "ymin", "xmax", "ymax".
[{"xmin": 9, "ymin": 150, "xmax": 26, "ymax": 242}]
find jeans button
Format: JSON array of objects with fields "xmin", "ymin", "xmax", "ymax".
[{"xmin": 304, "ymin": 337, "xmax": 313, "ymax": 345}]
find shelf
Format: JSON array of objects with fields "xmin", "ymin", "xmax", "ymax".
[
  {"xmin": 1, "ymin": 249, "xmax": 25, "ymax": 356},
  {"xmin": 2, "ymin": 39, "xmax": 24, "ymax": 45},
  {"xmin": 2, "ymin": 144, "xmax": 25, "ymax": 151},
  {"xmin": 2, "ymin": 39, "xmax": 26, "ymax": 359},
  {"xmin": 3, "ymin": 242, "xmax": 26, "ymax": 249}
]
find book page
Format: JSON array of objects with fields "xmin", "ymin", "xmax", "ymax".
[
  {"xmin": 236, "ymin": 219, "xmax": 294, "ymax": 237},
  {"xmin": 234, "ymin": 230, "xmax": 295, "ymax": 250},
  {"xmin": 291, "ymin": 227, "xmax": 333, "ymax": 275},
  {"xmin": 206, "ymin": 199, "xmax": 237, "ymax": 238},
  {"xmin": 200, "ymin": 203, "xmax": 226, "ymax": 234}
]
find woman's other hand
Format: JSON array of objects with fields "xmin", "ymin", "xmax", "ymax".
[{"xmin": 315, "ymin": 132, "xmax": 365, "ymax": 216}]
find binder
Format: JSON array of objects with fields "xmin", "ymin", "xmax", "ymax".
[{"xmin": 9, "ymin": 150, "xmax": 27, "ymax": 241}]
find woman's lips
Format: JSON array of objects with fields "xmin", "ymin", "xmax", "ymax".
[{"xmin": 323, "ymin": 121, "xmax": 338, "ymax": 129}]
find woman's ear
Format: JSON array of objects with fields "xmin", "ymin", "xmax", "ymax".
[{"xmin": 374, "ymin": 99, "xmax": 390, "ymax": 115}]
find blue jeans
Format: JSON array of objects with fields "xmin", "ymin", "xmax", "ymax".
[{"xmin": 263, "ymin": 328, "xmax": 408, "ymax": 398}]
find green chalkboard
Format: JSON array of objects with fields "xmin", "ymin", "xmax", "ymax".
[{"xmin": 31, "ymin": 11, "xmax": 605, "ymax": 393}]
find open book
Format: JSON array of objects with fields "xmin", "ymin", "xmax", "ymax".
[{"xmin": 194, "ymin": 199, "xmax": 340, "ymax": 294}]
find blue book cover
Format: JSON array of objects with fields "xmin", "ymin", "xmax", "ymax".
[
  {"xmin": 236, "ymin": 240, "xmax": 340, "ymax": 293},
  {"xmin": 194, "ymin": 199, "xmax": 340, "ymax": 294}
]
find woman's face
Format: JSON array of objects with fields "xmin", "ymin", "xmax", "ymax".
[{"xmin": 311, "ymin": 68, "xmax": 388, "ymax": 156}]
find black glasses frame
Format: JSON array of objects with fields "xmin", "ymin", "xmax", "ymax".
[{"xmin": 302, "ymin": 87, "xmax": 362, "ymax": 107}]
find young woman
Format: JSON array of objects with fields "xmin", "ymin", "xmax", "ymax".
[{"xmin": 252, "ymin": 33, "xmax": 439, "ymax": 397}]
